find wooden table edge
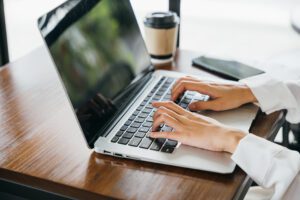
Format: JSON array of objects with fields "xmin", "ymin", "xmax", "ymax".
[{"xmin": 0, "ymin": 168, "xmax": 112, "ymax": 200}]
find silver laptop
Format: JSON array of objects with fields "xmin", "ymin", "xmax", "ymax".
[{"xmin": 38, "ymin": 0, "xmax": 258, "ymax": 173}]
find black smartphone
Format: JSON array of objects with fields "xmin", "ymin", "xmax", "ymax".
[{"xmin": 192, "ymin": 56, "xmax": 265, "ymax": 81}]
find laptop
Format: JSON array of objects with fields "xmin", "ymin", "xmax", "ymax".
[{"xmin": 37, "ymin": 0, "xmax": 258, "ymax": 173}]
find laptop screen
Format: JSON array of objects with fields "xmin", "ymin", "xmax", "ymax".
[{"xmin": 38, "ymin": 0, "xmax": 152, "ymax": 147}]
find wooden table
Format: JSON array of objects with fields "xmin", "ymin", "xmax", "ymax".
[{"xmin": 0, "ymin": 46, "xmax": 285, "ymax": 200}]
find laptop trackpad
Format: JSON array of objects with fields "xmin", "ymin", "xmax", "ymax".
[{"xmin": 198, "ymin": 103, "xmax": 259, "ymax": 133}]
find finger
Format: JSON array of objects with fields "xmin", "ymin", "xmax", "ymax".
[
  {"xmin": 153, "ymin": 106, "xmax": 188, "ymax": 125},
  {"xmin": 172, "ymin": 76, "xmax": 198, "ymax": 91},
  {"xmin": 152, "ymin": 101, "xmax": 186, "ymax": 115},
  {"xmin": 150, "ymin": 131, "xmax": 181, "ymax": 141},
  {"xmin": 189, "ymin": 100, "xmax": 222, "ymax": 111},
  {"xmin": 152, "ymin": 101, "xmax": 201, "ymax": 121},
  {"xmin": 152, "ymin": 112, "xmax": 183, "ymax": 131},
  {"xmin": 172, "ymin": 80, "xmax": 200, "ymax": 101}
]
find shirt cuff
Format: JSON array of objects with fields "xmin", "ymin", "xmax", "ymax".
[
  {"xmin": 231, "ymin": 134, "xmax": 282, "ymax": 186},
  {"xmin": 231, "ymin": 134, "xmax": 300, "ymax": 199},
  {"xmin": 239, "ymin": 73, "xmax": 296, "ymax": 115}
]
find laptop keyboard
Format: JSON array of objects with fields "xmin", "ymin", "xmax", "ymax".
[{"xmin": 111, "ymin": 76, "xmax": 208, "ymax": 154}]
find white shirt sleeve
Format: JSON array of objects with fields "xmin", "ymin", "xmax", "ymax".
[
  {"xmin": 232, "ymin": 74, "xmax": 300, "ymax": 199},
  {"xmin": 240, "ymin": 73, "xmax": 300, "ymax": 124},
  {"xmin": 231, "ymin": 134, "xmax": 300, "ymax": 200}
]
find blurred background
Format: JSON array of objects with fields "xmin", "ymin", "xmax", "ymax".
[{"xmin": 4, "ymin": 0, "xmax": 300, "ymax": 62}]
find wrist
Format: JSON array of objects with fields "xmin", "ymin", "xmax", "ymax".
[
  {"xmin": 224, "ymin": 129, "xmax": 245, "ymax": 154},
  {"xmin": 240, "ymin": 85, "xmax": 257, "ymax": 104}
]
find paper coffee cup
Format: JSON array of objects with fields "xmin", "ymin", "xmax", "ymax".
[{"xmin": 144, "ymin": 12, "xmax": 179, "ymax": 64}]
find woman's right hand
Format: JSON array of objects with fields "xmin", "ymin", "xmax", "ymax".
[{"xmin": 171, "ymin": 76, "xmax": 257, "ymax": 112}]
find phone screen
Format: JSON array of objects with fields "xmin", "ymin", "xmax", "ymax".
[{"xmin": 193, "ymin": 56, "xmax": 264, "ymax": 80}]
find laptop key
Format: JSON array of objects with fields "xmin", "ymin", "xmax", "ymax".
[
  {"xmin": 146, "ymin": 117, "xmax": 153, "ymax": 122},
  {"xmin": 143, "ymin": 122, "xmax": 152, "ymax": 127},
  {"xmin": 129, "ymin": 137, "xmax": 142, "ymax": 147},
  {"xmin": 127, "ymin": 127, "xmax": 137, "ymax": 133},
  {"xmin": 123, "ymin": 132, "xmax": 134, "ymax": 139},
  {"xmin": 135, "ymin": 131, "xmax": 146, "ymax": 138},
  {"xmin": 156, "ymin": 138, "xmax": 166, "ymax": 144},
  {"xmin": 161, "ymin": 126, "xmax": 172, "ymax": 132},
  {"xmin": 193, "ymin": 95, "xmax": 206, "ymax": 101},
  {"xmin": 150, "ymin": 138, "xmax": 166, "ymax": 151},
  {"xmin": 182, "ymin": 98, "xmax": 192, "ymax": 104},
  {"xmin": 179, "ymin": 102, "xmax": 188, "ymax": 109},
  {"xmin": 139, "ymin": 127, "xmax": 149, "ymax": 133},
  {"xmin": 158, "ymin": 89, "xmax": 165, "ymax": 94},
  {"xmin": 156, "ymin": 91, "xmax": 164, "ymax": 96},
  {"xmin": 150, "ymin": 142, "xmax": 161, "ymax": 151},
  {"xmin": 139, "ymin": 138, "xmax": 154, "ymax": 149},
  {"xmin": 164, "ymin": 94, "xmax": 171, "ymax": 99},
  {"xmin": 118, "ymin": 137, "xmax": 130, "ymax": 145},
  {"xmin": 133, "ymin": 111, "xmax": 139, "ymax": 116},
  {"xmin": 152, "ymin": 97, "xmax": 160, "ymax": 101},
  {"xmin": 137, "ymin": 105, "xmax": 143, "ymax": 111},
  {"xmin": 135, "ymin": 118, "xmax": 145, "ymax": 123},
  {"xmin": 161, "ymin": 146, "xmax": 175, "ymax": 153},
  {"xmin": 166, "ymin": 77, "xmax": 175, "ymax": 83},
  {"xmin": 125, "ymin": 120, "xmax": 131, "ymax": 126},
  {"xmin": 165, "ymin": 140, "xmax": 178, "ymax": 147},
  {"xmin": 131, "ymin": 122, "xmax": 141, "ymax": 128},
  {"xmin": 139, "ymin": 113, "xmax": 148, "ymax": 118},
  {"xmin": 142, "ymin": 108, "xmax": 152, "ymax": 114},
  {"xmin": 111, "ymin": 136, "xmax": 119, "ymax": 143},
  {"xmin": 129, "ymin": 115, "xmax": 135, "ymax": 121},
  {"xmin": 144, "ymin": 96, "xmax": 150, "ymax": 101},
  {"xmin": 161, "ymin": 84, "xmax": 169, "ymax": 89},
  {"xmin": 120, "ymin": 125, "xmax": 128, "ymax": 131},
  {"xmin": 116, "ymin": 131, "xmax": 123, "ymax": 137},
  {"xmin": 145, "ymin": 104, "xmax": 153, "ymax": 109}
]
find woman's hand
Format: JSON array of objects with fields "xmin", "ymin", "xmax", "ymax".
[
  {"xmin": 150, "ymin": 101, "xmax": 246, "ymax": 154},
  {"xmin": 171, "ymin": 76, "xmax": 257, "ymax": 112}
]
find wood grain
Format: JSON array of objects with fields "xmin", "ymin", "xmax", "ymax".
[{"xmin": 0, "ymin": 46, "xmax": 284, "ymax": 199}]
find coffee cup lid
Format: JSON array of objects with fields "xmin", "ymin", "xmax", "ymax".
[{"xmin": 144, "ymin": 11, "xmax": 179, "ymax": 29}]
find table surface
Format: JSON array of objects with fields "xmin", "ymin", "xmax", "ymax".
[{"xmin": 0, "ymin": 46, "xmax": 285, "ymax": 200}]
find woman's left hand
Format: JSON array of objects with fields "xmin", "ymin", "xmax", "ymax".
[{"xmin": 150, "ymin": 101, "xmax": 246, "ymax": 154}]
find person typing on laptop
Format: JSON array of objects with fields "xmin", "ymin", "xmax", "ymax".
[{"xmin": 150, "ymin": 74, "xmax": 300, "ymax": 200}]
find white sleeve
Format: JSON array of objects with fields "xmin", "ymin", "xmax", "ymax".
[
  {"xmin": 231, "ymin": 134, "xmax": 300, "ymax": 200},
  {"xmin": 240, "ymin": 73, "xmax": 300, "ymax": 124}
]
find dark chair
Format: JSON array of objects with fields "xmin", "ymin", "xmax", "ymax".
[
  {"xmin": 280, "ymin": 121, "xmax": 300, "ymax": 152},
  {"xmin": 0, "ymin": 0, "xmax": 9, "ymax": 66},
  {"xmin": 278, "ymin": 9, "xmax": 300, "ymax": 152},
  {"xmin": 169, "ymin": 0, "xmax": 181, "ymax": 47}
]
